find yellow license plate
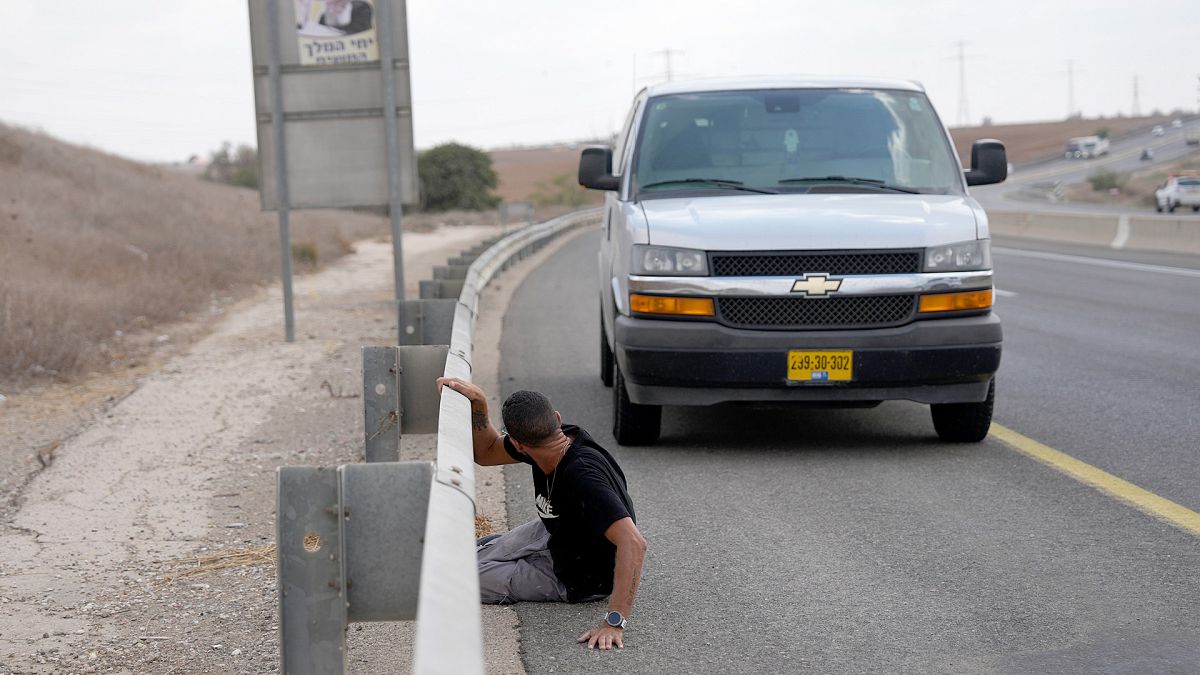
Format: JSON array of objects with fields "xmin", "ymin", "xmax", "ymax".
[{"xmin": 787, "ymin": 350, "xmax": 853, "ymax": 382}]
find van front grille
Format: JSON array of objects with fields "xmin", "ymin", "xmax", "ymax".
[
  {"xmin": 711, "ymin": 251, "xmax": 921, "ymax": 277},
  {"xmin": 717, "ymin": 295, "xmax": 917, "ymax": 330}
]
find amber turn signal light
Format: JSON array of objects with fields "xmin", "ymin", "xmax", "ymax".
[
  {"xmin": 629, "ymin": 294, "xmax": 715, "ymax": 316},
  {"xmin": 918, "ymin": 289, "xmax": 993, "ymax": 313}
]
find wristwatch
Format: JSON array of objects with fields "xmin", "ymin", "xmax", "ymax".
[{"xmin": 604, "ymin": 610, "xmax": 627, "ymax": 629}]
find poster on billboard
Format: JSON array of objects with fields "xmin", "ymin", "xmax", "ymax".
[{"xmin": 294, "ymin": 0, "xmax": 379, "ymax": 66}]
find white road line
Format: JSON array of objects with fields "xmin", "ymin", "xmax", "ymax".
[
  {"xmin": 994, "ymin": 247, "xmax": 1200, "ymax": 279},
  {"xmin": 994, "ymin": 289, "xmax": 1019, "ymax": 298}
]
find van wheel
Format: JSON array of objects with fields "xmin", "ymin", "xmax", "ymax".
[
  {"xmin": 1167, "ymin": 202, "xmax": 1177, "ymax": 213},
  {"xmin": 613, "ymin": 359, "xmax": 661, "ymax": 445},
  {"xmin": 931, "ymin": 380, "xmax": 994, "ymax": 443},
  {"xmin": 1193, "ymin": 206, "xmax": 1199, "ymax": 212},
  {"xmin": 1155, "ymin": 202, "xmax": 1163, "ymax": 213},
  {"xmin": 599, "ymin": 315, "xmax": 614, "ymax": 387}
]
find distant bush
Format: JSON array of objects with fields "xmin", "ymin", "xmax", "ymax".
[
  {"xmin": 531, "ymin": 172, "xmax": 593, "ymax": 208},
  {"xmin": 1087, "ymin": 168, "xmax": 1127, "ymax": 192},
  {"xmin": 1094, "ymin": 127, "xmax": 1111, "ymax": 140},
  {"xmin": 292, "ymin": 241, "xmax": 319, "ymax": 268},
  {"xmin": 417, "ymin": 143, "xmax": 500, "ymax": 212},
  {"xmin": 204, "ymin": 142, "xmax": 258, "ymax": 189}
]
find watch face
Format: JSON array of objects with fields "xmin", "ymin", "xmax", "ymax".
[{"xmin": 605, "ymin": 611, "xmax": 623, "ymax": 627}]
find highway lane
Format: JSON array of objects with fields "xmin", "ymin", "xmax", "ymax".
[{"xmin": 499, "ymin": 229, "xmax": 1200, "ymax": 673}]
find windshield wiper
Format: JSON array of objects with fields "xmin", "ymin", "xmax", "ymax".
[
  {"xmin": 640, "ymin": 178, "xmax": 778, "ymax": 195},
  {"xmin": 777, "ymin": 176, "xmax": 920, "ymax": 194}
]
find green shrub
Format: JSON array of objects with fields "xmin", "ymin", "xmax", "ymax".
[
  {"xmin": 1087, "ymin": 168, "xmax": 1126, "ymax": 192},
  {"xmin": 531, "ymin": 172, "xmax": 593, "ymax": 208},
  {"xmin": 417, "ymin": 143, "xmax": 500, "ymax": 212},
  {"xmin": 292, "ymin": 241, "xmax": 318, "ymax": 267}
]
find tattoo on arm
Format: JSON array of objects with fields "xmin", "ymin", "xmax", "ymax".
[{"xmin": 471, "ymin": 409, "xmax": 489, "ymax": 432}]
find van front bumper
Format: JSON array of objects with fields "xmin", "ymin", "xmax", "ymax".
[{"xmin": 614, "ymin": 313, "xmax": 1001, "ymax": 406}]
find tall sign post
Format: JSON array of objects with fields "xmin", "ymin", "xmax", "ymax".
[{"xmin": 248, "ymin": 0, "xmax": 418, "ymax": 341}]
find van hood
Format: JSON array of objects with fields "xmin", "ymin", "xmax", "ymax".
[{"xmin": 638, "ymin": 193, "xmax": 982, "ymax": 250}]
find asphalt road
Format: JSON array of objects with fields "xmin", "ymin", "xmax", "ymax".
[
  {"xmin": 973, "ymin": 117, "xmax": 1200, "ymax": 216},
  {"xmin": 499, "ymin": 229, "xmax": 1200, "ymax": 673}
]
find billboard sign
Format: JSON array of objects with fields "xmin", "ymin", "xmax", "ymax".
[{"xmin": 248, "ymin": 0, "xmax": 418, "ymax": 210}]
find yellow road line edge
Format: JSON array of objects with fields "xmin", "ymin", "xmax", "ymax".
[{"xmin": 990, "ymin": 423, "xmax": 1200, "ymax": 538}]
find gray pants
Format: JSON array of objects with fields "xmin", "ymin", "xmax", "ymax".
[{"xmin": 478, "ymin": 519, "xmax": 569, "ymax": 604}]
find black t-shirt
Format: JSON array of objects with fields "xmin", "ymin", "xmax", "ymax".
[{"xmin": 504, "ymin": 424, "xmax": 635, "ymax": 601}]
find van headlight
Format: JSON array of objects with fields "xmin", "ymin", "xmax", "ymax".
[
  {"xmin": 632, "ymin": 245, "xmax": 709, "ymax": 276},
  {"xmin": 924, "ymin": 240, "xmax": 991, "ymax": 272}
]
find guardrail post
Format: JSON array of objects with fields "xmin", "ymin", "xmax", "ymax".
[
  {"xmin": 418, "ymin": 278, "xmax": 466, "ymax": 299},
  {"xmin": 340, "ymin": 462, "xmax": 432, "ymax": 621},
  {"xmin": 277, "ymin": 462, "xmax": 433, "ymax": 674},
  {"xmin": 396, "ymin": 345, "xmax": 450, "ymax": 434},
  {"xmin": 398, "ymin": 299, "xmax": 456, "ymax": 346},
  {"xmin": 432, "ymin": 264, "xmax": 470, "ymax": 280},
  {"xmin": 278, "ymin": 467, "xmax": 346, "ymax": 674},
  {"xmin": 363, "ymin": 346, "xmax": 401, "ymax": 463}
]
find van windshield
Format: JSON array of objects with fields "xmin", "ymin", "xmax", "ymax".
[{"xmin": 633, "ymin": 88, "xmax": 964, "ymax": 197}]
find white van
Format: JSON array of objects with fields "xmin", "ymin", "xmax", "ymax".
[{"xmin": 579, "ymin": 77, "xmax": 1007, "ymax": 445}]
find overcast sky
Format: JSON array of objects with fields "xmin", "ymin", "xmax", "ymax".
[{"xmin": 2, "ymin": 0, "xmax": 1197, "ymax": 163}]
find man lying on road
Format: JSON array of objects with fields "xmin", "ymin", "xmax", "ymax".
[{"xmin": 437, "ymin": 377, "xmax": 646, "ymax": 651}]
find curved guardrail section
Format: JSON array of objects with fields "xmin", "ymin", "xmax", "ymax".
[{"xmin": 412, "ymin": 208, "xmax": 601, "ymax": 674}]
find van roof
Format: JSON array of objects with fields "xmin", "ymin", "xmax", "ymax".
[{"xmin": 644, "ymin": 75, "xmax": 926, "ymax": 97}]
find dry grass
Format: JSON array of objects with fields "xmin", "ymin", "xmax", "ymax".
[
  {"xmin": 475, "ymin": 513, "xmax": 494, "ymax": 538},
  {"xmin": 156, "ymin": 544, "xmax": 276, "ymax": 585},
  {"xmin": 0, "ymin": 123, "xmax": 392, "ymax": 387}
]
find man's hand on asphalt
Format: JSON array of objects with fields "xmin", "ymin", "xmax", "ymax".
[
  {"xmin": 436, "ymin": 377, "xmax": 486, "ymax": 404},
  {"xmin": 577, "ymin": 624, "xmax": 623, "ymax": 650}
]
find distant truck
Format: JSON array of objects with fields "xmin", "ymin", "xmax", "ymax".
[
  {"xmin": 1064, "ymin": 136, "xmax": 1110, "ymax": 159},
  {"xmin": 1185, "ymin": 128, "xmax": 1200, "ymax": 146}
]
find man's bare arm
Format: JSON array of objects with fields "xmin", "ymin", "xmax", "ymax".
[
  {"xmin": 578, "ymin": 517, "xmax": 646, "ymax": 650},
  {"xmin": 435, "ymin": 377, "xmax": 517, "ymax": 466}
]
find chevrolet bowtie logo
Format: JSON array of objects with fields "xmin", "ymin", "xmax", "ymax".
[{"xmin": 790, "ymin": 274, "xmax": 842, "ymax": 297}]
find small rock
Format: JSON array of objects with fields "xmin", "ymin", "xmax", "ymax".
[
  {"xmin": 224, "ymin": 523, "xmax": 246, "ymax": 529},
  {"xmin": 232, "ymin": 648, "xmax": 242, "ymax": 656},
  {"xmin": 156, "ymin": 335, "xmax": 170, "ymax": 343}
]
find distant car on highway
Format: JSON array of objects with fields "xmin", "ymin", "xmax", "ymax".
[
  {"xmin": 580, "ymin": 76, "xmax": 1006, "ymax": 445},
  {"xmin": 1186, "ymin": 128, "xmax": 1200, "ymax": 146},
  {"xmin": 1155, "ymin": 174, "xmax": 1200, "ymax": 212},
  {"xmin": 1140, "ymin": 148, "xmax": 1154, "ymax": 161},
  {"xmin": 1064, "ymin": 135, "xmax": 1109, "ymax": 159},
  {"xmin": 1152, "ymin": 125, "xmax": 1165, "ymax": 137},
  {"xmin": 1171, "ymin": 119, "xmax": 1183, "ymax": 128}
]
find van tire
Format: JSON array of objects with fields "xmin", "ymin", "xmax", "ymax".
[
  {"xmin": 931, "ymin": 379, "xmax": 994, "ymax": 443},
  {"xmin": 613, "ymin": 359, "xmax": 661, "ymax": 445},
  {"xmin": 599, "ymin": 315, "xmax": 614, "ymax": 387}
]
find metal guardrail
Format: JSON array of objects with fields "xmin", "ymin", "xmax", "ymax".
[
  {"xmin": 275, "ymin": 209, "xmax": 599, "ymax": 674},
  {"xmin": 413, "ymin": 208, "xmax": 598, "ymax": 673}
]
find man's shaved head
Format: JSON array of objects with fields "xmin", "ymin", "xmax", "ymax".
[{"xmin": 501, "ymin": 390, "xmax": 558, "ymax": 445}]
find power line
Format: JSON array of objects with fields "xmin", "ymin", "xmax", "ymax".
[
  {"xmin": 956, "ymin": 41, "xmax": 970, "ymax": 127},
  {"xmin": 652, "ymin": 48, "xmax": 685, "ymax": 83},
  {"xmin": 1132, "ymin": 75, "xmax": 1141, "ymax": 117}
]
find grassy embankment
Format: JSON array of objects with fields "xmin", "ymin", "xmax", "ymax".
[{"xmin": 0, "ymin": 124, "xmax": 391, "ymax": 389}]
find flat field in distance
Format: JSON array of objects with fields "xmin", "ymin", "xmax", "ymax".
[{"xmin": 486, "ymin": 116, "xmax": 1178, "ymax": 205}]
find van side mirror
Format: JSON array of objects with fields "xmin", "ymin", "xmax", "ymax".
[
  {"xmin": 965, "ymin": 139, "xmax": 1007, "ymax": 186},
  {"xmin": 579, "ymin": 146, "xmax": 619, "ymax": 191}
]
